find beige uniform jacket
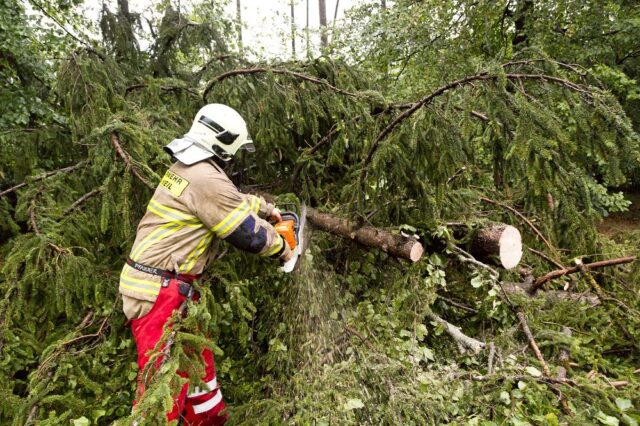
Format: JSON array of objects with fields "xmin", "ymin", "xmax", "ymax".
[{"xmin": 119, "ymin": 160, "xmax": 285, "ymax": 308}]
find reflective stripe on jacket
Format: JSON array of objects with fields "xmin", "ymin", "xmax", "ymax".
[{"xmin": 119, "ymin": 160, "xmax": 282, "ymax": 302}]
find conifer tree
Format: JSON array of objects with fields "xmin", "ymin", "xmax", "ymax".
[{"xmin": 1, "ymin": 0, "xmax": 639, "ymax": 424}]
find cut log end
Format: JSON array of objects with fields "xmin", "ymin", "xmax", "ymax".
[
  {"xmin": 410, "ymin": 243, "xmax": 424, "ymax": 263},
  {"xmin": 470, "ymin": 224, "xmax": 522, "ymax": 269},
  {"xmin": 499, "ymin": 225, "xmax": 522, "ymax": 269}
]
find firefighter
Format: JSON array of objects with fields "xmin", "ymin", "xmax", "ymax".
[{"xmin": 119, "ymin": 103, "xmax": 292, "ymax": 425}]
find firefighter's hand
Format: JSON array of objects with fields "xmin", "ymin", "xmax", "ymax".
[
  {"xmin": 270, "ymin": 207, "xmax": 282, "ymax": 222},
  {"xmin": 279, "ymin": 241, "xmax": 294, "ymax": 262}
]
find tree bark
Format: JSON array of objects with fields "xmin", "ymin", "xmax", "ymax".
[
  {"xmin": 318, "ymin": 0, "xmax": 328, "ymax": 47},
  {"xmin": 501, "ymin": 282, "xmax": 600, "ymax": 307},
  {"xmin": 469, "ymin": 224, "xmax": 522, "ymax": 269},
  {"xmin": 290, "ymin": 0, "xmax": 296, "ymax": 57},
  {"xmin": 305, "ymin": 207, "xmax": 424, "ymax": 262},
  {"xmin": 236, "ymin": 0, "xmax": 243, "ymax": 51},
  {"xmin": 531, "ymin": 256, "xmax": 636, "ymax": 291},
  {"xmin": 428, "ymin": 312, "xmax": 485, "ymax": 354}
]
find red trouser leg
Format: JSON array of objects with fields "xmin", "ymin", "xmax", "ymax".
[{"xmin": 130, "ymin": 279, "xmax": 227, "ymax": 425}]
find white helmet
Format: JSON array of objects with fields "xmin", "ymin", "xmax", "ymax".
[{"xmin": 164, "ymin": 104, "xmax": 255, "ymax": 164}]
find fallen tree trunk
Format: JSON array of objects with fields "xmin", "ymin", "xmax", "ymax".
[
  {"xmin": 469, "ymin": 224, "xmax": 522, "ymax": 269},
  {"xmin": 255, "ymin": 192, "xmax": 522, "ymax": 266},
  {"xmin": 305, "ymin": 207, "xmax": 424, "ymax": 262}
]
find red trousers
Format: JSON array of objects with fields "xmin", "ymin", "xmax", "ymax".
[{"xmin": 131, "ymin": 278, "xmax": 227, "ymax": 425}]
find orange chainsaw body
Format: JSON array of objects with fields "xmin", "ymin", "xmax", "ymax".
[{"xmin": 274, "ymin": 212, "xmax": 299, "ymax": 250}]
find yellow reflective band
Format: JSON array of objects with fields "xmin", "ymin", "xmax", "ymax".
[
  {"xmin": 249, "ymin": 196, "xmax": 260, "ymax": 214},
  {"xmin": 119, "ymin": 268, "xmax": 162, "ymax": 295},
  {"xmin": 211, "ymin": 200, "xmax": 251, "ymax": 237},
  {"xmin": 148, "ymin": 200, "xmax": 200, "ymax": 226},
  {"xmin": 130, "ymin": 222, "xmax": 183, "ymax": 261},
  {"xmin": 179, "ymin": 232, "xmax": 213, "ymax": 273},
  {"xmin": 119, "ymin": 281, "xmax": 160, "ymax": 296},
  {"xmin": 264, "ymin": 236, "xmax": 284, "ymax": 257},
  {"xmin": 159, "ymin": 169, "xmax": 190, "ymax": 197}
]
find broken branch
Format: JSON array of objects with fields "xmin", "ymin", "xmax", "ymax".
[
  {"xmin": 517, "ymin": 310, "xmax": 551, "ymax": 376},
  {"xmin": 428, "ymin": 312, "xmax": 485, "ymax": 354},
  {"xmin": 531, "ymin": 256, "xmax": 636, "ymax": 292}
]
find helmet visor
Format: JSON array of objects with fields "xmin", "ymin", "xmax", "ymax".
[
  {"xmin": 211, "ymin": 145, "xmax": 234, "ymax": 162},
  {"xmin": 240, "ymin": 141, "xmax": 255, "ymax": 153}
]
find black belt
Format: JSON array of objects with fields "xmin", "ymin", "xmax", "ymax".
[{"xmin": 126, "ymin": 258, "xmax": 198, "ymax": 297}]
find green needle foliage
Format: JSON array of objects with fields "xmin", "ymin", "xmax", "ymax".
[{"xmin": 1, "ymin": 0, "xmax": 639, "ymax": 424}]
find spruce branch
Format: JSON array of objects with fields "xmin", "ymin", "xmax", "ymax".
[
  {"xmin": 527, "ymin": 246, "xmax": 565, "ymax": 270},
  {"xmin": 125, "ymin": 83, "xmax": 199, "ymax": 97},
  {"xmin": 110, "ymin": 133, "xmax": 155, "ymax": 189},
  {"xmin": 449, "ymin": 244, "xmax": 499, "ymax": 280},
  {"xmin": 480, "ymin": 197, "xmax": 558, "ymax": 256},
  {"xmin": 502, "ymin": 58, "xmax": 588, "ymax": 77},
  {"xmin": 345, "ymin": 325, "xmax": 376, "ymax": 351},
  {"xmin": 37, "ymin": 313, "xmax": 108, "ymax": 378},
  {"xmin": 531, "ymin": 256, "xmax": 636, "ymax": 292},
  {"xmin": 357, "ymin": 70, "xmax": 594, "ymax": 199},
  {"xmin": 470, "ymin": 374, "xmax": 578, "ymax": 387},
  {"xmin": 202, "ymin": 67, "xmax": 368, "ymax": 102},
  {"xmin": 0, "ymin": 162, "xmax": 86, "ymax": 198},
  {"xmin": 63, "ymin": 188, "xmax": 104, "ymax": 215}
]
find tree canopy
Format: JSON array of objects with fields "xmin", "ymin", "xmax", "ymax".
[{"xmin": 1, "ymin": 0, "xmax": 639, "ymax": 424}]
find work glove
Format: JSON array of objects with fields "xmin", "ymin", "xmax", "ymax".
[
  {"xmin": 269, "ymin": 207, "xmax": 282, "ymax": 222},
  {"xmin": 279, "ymin": 237, "xmax": 294, "ymax": 262}
]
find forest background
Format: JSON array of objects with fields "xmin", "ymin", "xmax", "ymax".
[{"xmin": 1, "ymin": 0, "xmax": 640, "ymax": 424}]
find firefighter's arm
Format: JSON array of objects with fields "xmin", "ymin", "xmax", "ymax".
[
  {"xmin": 242, "ymin": 194, "xmax": 278, "ymax": 220},
  {"xmin": 188, "ymin": 171, "xmax": 291, "ymax": 261}
]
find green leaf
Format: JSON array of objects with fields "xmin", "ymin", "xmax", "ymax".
[
  {"xmin": 499, "ymin": 390, "xmax": 510, "ymax": 405},
  {"xmin": 72, "ymin": 417, "xmax": 90, "ymax": 426},
  {"xmin": 343, "ymin": 398, "xmax": 365, "ymax": 411},
  {"xmin": 621, "ymin": 414, "xmax": 638, "ymax": 426},
  {"xmin": 596, "ymin": 411, "xmax": 620, "ymax": 426},
  {"xmin": 470, "ymin": 276, "xmax": 483, "ymax": 288},
  {"xmin": 525, "ymin": 366, "xmax": 542, "ymax": 377},
  {"xmin": 616, "ymin": 398, "xmax": 633, "ymax": 412}
]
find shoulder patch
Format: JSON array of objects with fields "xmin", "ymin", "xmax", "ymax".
[{"xmin": 159, "ymin": 170, "xmax": 190, "ymax": 197}]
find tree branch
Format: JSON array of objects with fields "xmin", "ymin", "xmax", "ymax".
[
  {"xmin": 110, "ymin": 133, "xmax": 155, "ymax": 189},
  {"xmin": 203, "ymin": 67, "xmax": 367, "ymax": 102},
  {"xmin": 428, "ymin": 312, "xmax": 485, "ymax": 353},
  {"xmin": 64, "ymin": 188, "xmax": 104, "ymax": 215},
  {"xmin": 29, "ymin": 0, "xmax": 106, "ymax": 60},
  {"xmin": 531, "ymin": 256, "xmax": 636, "ymax": 292},
  {"xmin": 480, "ymin": 197, "xmax": 558, "ymax": 255},
  {"xmin": 357, "ymin": 70, "xmax": 592, "ymax": 198},
  {"xmin": 0, "ymin": 162, "xmax": 86, "ymax": 198},
  {"xmin": 517, "ymin": 310, "xmax": 551, "ymax": 376}
]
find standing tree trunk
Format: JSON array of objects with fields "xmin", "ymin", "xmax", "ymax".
[
  {"xmin": 290, "ymin": 0, "xmax": 296, "ymax": 57},
  {"xmin": 236, "ymin": 0, "xmax": 243, "ymax": 52},
  {"xmin": 512, "ymin": 0, "xmax": 533, "ymax": 48},
  {"xmin": 318, "ymin": 0, "xmax": 328, "ymax": 48},
  {"xmin": 306, "ymin": 0, "xmax": 312, "ymax": 57}
]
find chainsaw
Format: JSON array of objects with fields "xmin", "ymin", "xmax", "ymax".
[{"xmin": 272, "ymin": 204, "xmax": 306, "ymax": 273}]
